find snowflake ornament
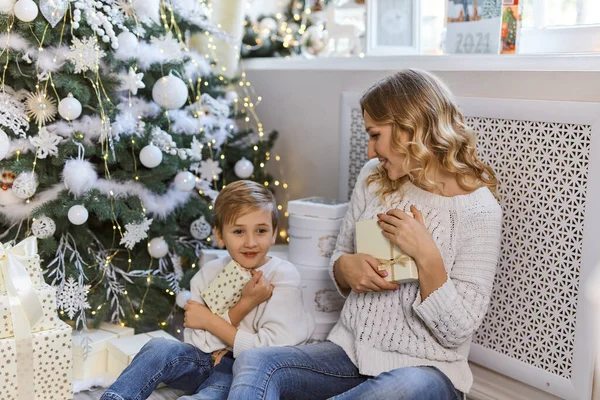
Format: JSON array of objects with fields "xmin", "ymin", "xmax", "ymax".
[
  {"xmin": 195, "ymin": 159, "xmax": 222, "ymax": 181},
  {"xmin": 58, "ymin": 276, "xmax": 91, "ymax": 319},
  {"xmin": 188, "ymin": 136, "xmax": 203, "ymax": 161},
  {"xmin": 120, "ymin": 217, "xmax": 153, "ymax": 249},
  {"xmin": 26, "ymin": 91, "xmax": 57, "ymax": 127},
  {"xmin": 0, "ymin": 87, "xmax": 29, "ymax": 136},
  {"xmin": 66, "ymin": 36, "xmax": 107, "ymax": 73},
  {"xmin": 29, "ymin": 127, "xmax": 62, "ymax": 158},
  {"xmin": 120, "ymin": 67, "xmax": 145, "ymax": 95}
]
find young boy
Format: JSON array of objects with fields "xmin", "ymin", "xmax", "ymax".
[{"xmin": 101, "ymin": 180, "xmax": 315, "ymax": 400}]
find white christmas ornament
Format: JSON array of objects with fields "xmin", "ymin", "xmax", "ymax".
[
  {"xmin": 0, "ymin": 129, "xmax": 9, "ymax": 161},
  {"xmin": 58, "ymin": 93, "xmax": 82, "ymax": 120},
  {"xmin": 116, "ymin": 31, "xmax": 138, "ymax": 56},
  {"xmin": 12, "ymin": 172, "xmax": 37, "ymax": 199},
  {"xmin": 139, "ymin": 144, "xmax": 162, "ymax": 168},
  {"xmin": 120, "ymin": 217, "xmax": 153, "ymax": 249},
  {"xmin": 175, "ymin": 290, "xmax": 191, "ymax": 309},
  {"xmin": 66, "ymin": 36, "xmax": 106, "ymax": 74},
  {"xmin": 58, "ymin": 276, "xmax": 90, "ymax": 319},
  {"xmin": 190, "ymin": 217, "xmax": 211, "ymax": 240},
  {"xmin": 39, "ymin": 0, "xmax": 68, "ymax": 27},
  {"xmin": 225, "ymin": 90, "xmax": 238, "ymax": 104},
  {"xmin": 13, "ymin": 0, "xmax": 38, "ymax": 22},
  {"xmin": 152, "ymin": 72, "xmax": 188, "ymax": 109},
  {"xmin": 68, "ymin": 204, "xmax": 89, "ymax": 225},
  {"xmin": 63, "ymin": 159, "xmax": 97, "ymax": 197},
  {"xmin": 174, "ymin": 171, "xmax": 196, "ymax": 192},
  {"xmin": 31, "ymin": 216, "xmax": 56, "ymax": 239},
  {"xmin": 0, "ymin": 0, "xmax": 15, "ymax": 14},
  {"xmin": 234, "ymin": 157, "xmax": 254, "ymax": 179},
  {"xmin": 148, "ymin": 237, "xmax": 168, "ymax": 258},
  {"xmin": 197, "ymin": 159, "xmax": 222, "ymax": 181},
  {"xmin": 120, "ymin": 67, "xmax": 145, "ymax": 95},
  {"xmin": 29, "ymin": 127, "xmax": 62, "ymax": 159}
]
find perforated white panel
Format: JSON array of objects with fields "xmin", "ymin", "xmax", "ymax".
[{"xmin": 339, "ymin": 93, "xmax": 600, "ymax": 399}]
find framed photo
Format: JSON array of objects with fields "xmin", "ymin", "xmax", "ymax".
[{"xmin": 366, "ymin": 0, "xmax": 420, "ymax": 55}]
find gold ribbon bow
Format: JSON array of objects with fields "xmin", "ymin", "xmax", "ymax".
[
  {"xmin": 0, "ymin": 236, "xmax": 44, "ymax": 400},
  {"xmin": 377, "ymin": 242, "xmax": 413, "ymax": 282}
]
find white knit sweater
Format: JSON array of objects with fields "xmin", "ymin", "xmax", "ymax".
[{"xmin": 328, "ymin": 159, "xmax": 502, "ymax": 394}]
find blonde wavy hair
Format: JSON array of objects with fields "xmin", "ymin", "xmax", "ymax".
[{"xmin": 361, "ymin": 69, "xmax": 498, "ymax": 198}]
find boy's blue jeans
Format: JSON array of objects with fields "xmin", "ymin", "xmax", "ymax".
[
  {"xmin": 100, "ymin": 338, "xmax": 233, "ymax": 400},
  {"xmin": 228, "ymin": 340, "xmax": 464, "ymax": 400}
]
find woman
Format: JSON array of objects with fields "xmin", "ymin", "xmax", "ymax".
[{"xmin": 228, "ymin": 69, "xmax": 502, "ymax": 399}]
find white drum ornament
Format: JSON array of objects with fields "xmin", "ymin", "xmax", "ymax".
[
  {"xmin": 68, "ymin": 204, "xmax": 89, "ymax": 225},
  {"xmin": 14, "ymin": 0, "xmax": 38, "ymax": 22},
  {"xmin": 148, "ymin": 237, "xmax": 169, "ymax": 259},
  {"xmin": 0, "ymin": 129, "xmax": 9, "ymax": 161},
  {"xmin": 31, "ymin": 216, "xmax": 56, "ymax": 239},
  {"xmin": 58, "ymin": 93, "xmax": 82, "ymax": 120},
  {"xmin": 139, "ymin": 144, "xmax": 162, "ymax": 168},
  {"xmin": 174, "ymin": 171, "xmax": 196, "ymax": 191},
  {"xmin": 152, "ymin": 73, "xmax": 188, "ymax": 109},
  {"xmin": 234, "ymin": 157, "xmax": 254, "ymax": 179},
  {"xmin": 190, "ymin": 217, "xmax": 212, "ymax": 240},
  {"xmin": 12, "ymin": 172, "xmax": 38, "ymax": 199}
]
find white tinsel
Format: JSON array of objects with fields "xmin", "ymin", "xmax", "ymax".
[
  {"xmin": 0, "ymin": 33, "xmax": 30, "ymax": 53},
  {"xmin": 136, "ymin": 33, "xmax": 185, "ymax": 70},
  {"xmin": 130, "ymin": 0, "xmax": 160, "ymax": 25},
  {"xmin": 58, "ymin": 276, "xmax": 91, "ymax": 319},
  {"xmin": 46, "ymin": 115, "xmax": 104, "ymax": 145},
  {"xmin": 8, "ymin": 138, "xmax": 35, "ymax": 156},
  {"xmin": 170, "ymin": 0, "xmax": 209, "ymax": 27},
  {"xmin": 36, "ymin": 46, "xmax": 68, "ymax": 73},
  {"xmin": 120, "ymin": 217, "xmax": 153, "ymax": 249},
  {"xmin": 29, "ymin": 127, "xmax": 63, "ymax": 159},
  {"xmin": 182, "ymin": 51, "xmax": 212, "ymax": 82}
]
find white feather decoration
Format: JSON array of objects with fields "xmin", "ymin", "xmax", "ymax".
[{"xmin": 62, "ymin": 159, "xmax": 98, "ymax": 198}]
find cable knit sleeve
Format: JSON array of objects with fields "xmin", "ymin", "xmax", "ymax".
[
  {"xmin": 233, "ymin": 264, "xmax": 314, "ymax": 358},
  {"xmin": 412, "ymin": 202, "xmax": 502, "ymax": 348},
  {"xmin": 329, "ymin": 159, "xmax": 377, "ymax": 297}
]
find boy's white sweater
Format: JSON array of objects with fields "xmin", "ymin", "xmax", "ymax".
[
  {"xmin": 184, "ymin": 255, "xmax": 314, "ymax": 358},
  {"xmin": 327, "ymin": 159, "xmax": 502, "ymax": 393}
]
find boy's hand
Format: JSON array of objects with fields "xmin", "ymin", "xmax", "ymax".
[
  {"xmin": 241, "ymin": 270, "xmax": 274, "ymax": 308},
  {"xmin": 183, "ymin": 300, "xmax": 213, "ymax": 330}
]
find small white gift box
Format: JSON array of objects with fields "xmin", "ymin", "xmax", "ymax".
[
  {"xmin": 0, "ymin": 284, "xmax": 57, "ymax": 339},
  {"xmin": 201, "ymin": 260, "xmax": 252, "ymax": 315},
  {"xmin": 0, "ymin": 238, "xmax": 43, "ymax": 293},
  {"xmin": 72, "ymin": 323, "xmax": 135, "ymax": 381},
  {"xmin": 0, "ymin": 320, "xmax": 73, "ymax": 400},
  {"xmin": 106, "ymin": 330, "xmax": 178, "ymax": 378}
]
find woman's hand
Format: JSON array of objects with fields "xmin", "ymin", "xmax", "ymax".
[
  {"xmin": 377, "ymin": 205, "xmax": 439, "ymax": 265},
  {"xmin": 240, "ymin": 270, "xmax": 274, "ymax": 308},
  {"xmin": 336, "ymin": 253, "xmax": 398, "ymax": 293},
  {"xmin": 183, "ymin": 300, "xmax": 213, "ymax": 330}
]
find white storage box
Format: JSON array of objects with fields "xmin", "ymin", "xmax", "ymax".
[
  {"xmin": 295, "ymin": 264, "xmax": 344, "ymax": 323},
  {"xmin": 287, "ymin": 197, "xmax": 349, "ymax": 219},
  {"xmin": 288, "ymin": 214, "xmax": 343, "ymax": 267},
  {"xmin": 72, "ymin": 323, "xmax": 135, "ymax": 381},
  {"xmin": 107, "ymin": 330, "xmax": 178, "ymax": 378}
]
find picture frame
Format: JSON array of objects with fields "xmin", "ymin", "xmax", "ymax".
[{"xmin": 366, "ymin": 0, "xmax": 420, "ymax": 55}]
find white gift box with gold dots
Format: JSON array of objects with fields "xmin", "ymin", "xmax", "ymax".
[{"xmin": 0, "ymin": 284, "xmax": 58, "ymax": 339}]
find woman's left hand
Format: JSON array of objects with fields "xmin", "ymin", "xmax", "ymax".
[
  {"xmin": 183, "ymin": 300, "xmax": 213, "ymax": 330},
  {"xmin": 377, "ymin": 205, "xmax": 438, "ymax": 264}
]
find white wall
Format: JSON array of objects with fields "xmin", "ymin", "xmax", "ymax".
[{"xmin": 244, "ymin": 64, "xmax": 600, "ymax": 205}]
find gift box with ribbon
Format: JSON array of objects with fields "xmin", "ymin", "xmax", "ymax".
[
  {"xmin": 0, "ymin": 236, "xmax": 73, "ymax": 399},
  {"xmin": 201, "ymin": 259, "xmax": 252, "ymax": 315},
  {"xmin": 356, "ymin": 215, "xmax": 419, "ymax": 284}
]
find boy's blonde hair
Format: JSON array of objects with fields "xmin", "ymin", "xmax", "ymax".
[
  {"xmin": 360, "ymin": 69, "xmax": 498, "ymax": 198},
  {"xmin": 214, "ymin": 180, "xmax": 278, "ymax": 234}
]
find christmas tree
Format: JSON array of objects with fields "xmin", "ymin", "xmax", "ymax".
[{"xmin": 0, "ymin": 0, "xmax": 277, "ymax": 333}]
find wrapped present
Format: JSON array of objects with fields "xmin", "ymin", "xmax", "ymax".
[
  {"xmin": 0, "ymin": 284, "xmax": 57, "ymax": 339},
  {"xmin": 0, "ymin": 320, "xmax": 73, "ymax": 400},
  {"xmin": 356, "ymin": 214, "xmax": 419, "ymax": 284},
  {"xmin": 106, "ymin": 330, "xmax": 178, "ymax": 378},
  {"xmin": 72, "ymin": 323, "xmax": 135, "ymax": 381},
  {"xmin": 0, "ymin": 236, "xmax": 43, "ymax": 293},
  {"xmin": 201, "ymin": 259, "xmax": 252, "ymax": 315}
]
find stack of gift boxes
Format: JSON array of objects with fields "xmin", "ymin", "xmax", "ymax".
[
  {"xmin": 287, "ymin": 197, "xmax": 348, "ymax": 340},
  {"xmin": 0, "ymin": 237, "xmax": 73, "ymax": 399}
]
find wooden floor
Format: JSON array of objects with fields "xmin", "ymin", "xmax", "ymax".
[{"xmin": 73, "ymin": 387, "xmax": 183, "ymax": 400}]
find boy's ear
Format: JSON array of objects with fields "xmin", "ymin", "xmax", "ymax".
[
  {"xmin": 271, "ymin": 227, "xmax": 278, "ymax": 245},
  {"xmin": 215, "ymin": 227, "xmax": 225, "ymax": 248}
]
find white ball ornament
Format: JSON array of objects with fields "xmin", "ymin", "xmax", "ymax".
[
  {"xmin": 0, "ymin": 129, "xmax": 9, "ymax": 161},
  {"xmin": 31, "ymin": 216, "xmax": 56, "ymax": 239},
  {"xmin": 225, "ymin": 90, "xmax": 238, "ymax": 104},
  {"xmin": 13, "ymin": 0, "xmax": 38, "ymax": 22},
  {"xmin": 234, "ymin": 157, "xmax": 254, "ymax": 179},
  {"xmin": 139, "ymin": 144, "xmax": 162, "ymax": 168},
  {"xmin": 174, "ymin": 171, "xmax": 196, "ymax": 192},
  {"xmin": 63, "ymin": 159, "xmax": 97, "ymax": 198},
  {"xmin": 12, "ymin": 172, "xmax": 37, "ymax": 199},
  {"xmin": 116, "ymin": 31, "xmax": 138, "ymax": 54},
  {"xmin": 68, "ymin": 204, "xmax": 89, "ymax": 225},
  {"xmin": 190, "ymin": 217, "xmax": 212, "ymax": 240},
  {"xmin": 175, "ymin": 290, "xmax": 191, "ymax": 308},
  {"xmin": 152, "ymin": 72, "xmax": 188, "ymax": 110},
  {"xmin": 148, "ymin": 237, "xmax": 168, "ymax": 258},
  {"xmin": 58, "ymin": 93, "xmax": 82, "ymax": 121}
]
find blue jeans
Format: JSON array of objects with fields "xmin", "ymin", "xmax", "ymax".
[
  {"xmin": 101, "ymin": 338, "xmax": 233, "ymax": 400},
  {"xmin": 228, "ymin": 341, "xmax": 463, "ymax": 400}
]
